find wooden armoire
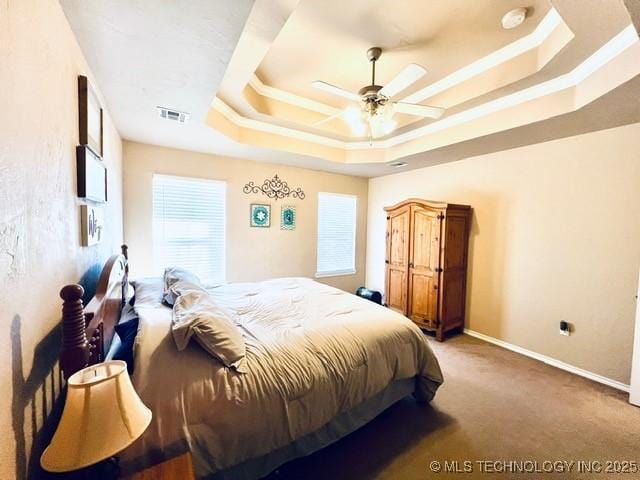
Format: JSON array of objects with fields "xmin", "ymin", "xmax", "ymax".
[{"xmin": 384, "ymin": 199, "xmax": 471, "ymax": 341}]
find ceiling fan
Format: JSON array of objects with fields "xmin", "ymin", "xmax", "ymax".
[{"xmin": 311, "ymin": 47, "xmax": 444, "ymax": 140}]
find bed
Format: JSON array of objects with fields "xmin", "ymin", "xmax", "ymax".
[{"xmin": 57, "ymin": 246, "xmax": 443, "ymax": 479}]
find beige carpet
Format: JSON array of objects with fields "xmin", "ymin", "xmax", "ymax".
[{"xmin": 265, "ymin": 334, "xmax": 640, "ymax": 479}]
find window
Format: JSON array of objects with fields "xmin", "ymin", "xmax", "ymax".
[
  {"xmin": 316, "ymin": 192, "xmax": 357, "ymax": 277},
  {"xmin": 153, "ymin": 174, "xmax": 226, "ymax": 283}
]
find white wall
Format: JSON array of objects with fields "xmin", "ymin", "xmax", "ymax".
[
  {"xmin": 0, "ymin": 1, "xmax": 123, "ymax": 478},
  {"xmin": 123, "ymin": 141, "xmax": 368, "ymax": 293},
  {"xmin": 367, "ymin": 123, "xmax": 640, "ymax": 384}
]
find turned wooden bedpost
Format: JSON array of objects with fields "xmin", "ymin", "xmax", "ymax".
[{"xmin": 60, "ymin": 284, "xmax": 89, "ymax": 380}]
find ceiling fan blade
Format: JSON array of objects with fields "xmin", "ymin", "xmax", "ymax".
[
  {"xmin": 394, "ymin": 102, "xmax": 444, "ymax": 119},
  {"xmin": 379, "ymin": 64, "xmax": 426, "ymax": 98},
  {"xmin": 311, "ymin": 81, "xmax": 361, "ymax": 102},
  {"xmin": 313, "ymin": 109, "xmax": 345, "ymax": 126}
]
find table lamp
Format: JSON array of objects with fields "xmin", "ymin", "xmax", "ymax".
[{"xmin": 41, "ymin": 360, "xmax": 152, "ymax": 477}]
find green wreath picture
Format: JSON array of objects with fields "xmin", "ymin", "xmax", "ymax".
[{"xmin": 251, "ymin": 204, "xmax": 270, "ymax": 227}]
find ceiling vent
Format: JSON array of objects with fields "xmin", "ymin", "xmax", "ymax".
[
  {"xmin": 388, "ymin": 161, "xmax": 408, "ymax": 168},
  {"xmin": 157, "ymin": 106, "xmax": 190, "ymax": 124}
]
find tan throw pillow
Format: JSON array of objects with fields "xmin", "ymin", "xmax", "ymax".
[
  {"xmin": 171, "ymin": 289, "xmax": 247, "ymax": 373},
  {"xmin": 164, "ymin": 279, "xmax": 206, "ymax": 307}
]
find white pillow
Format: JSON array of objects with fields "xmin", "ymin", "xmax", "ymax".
[
  {"xmin": 131, "ymin": 277, "xmax": 164, "ymax": 306},
  {"xmin": 163, "ymin": 267, "xmax": 203, "ymax": 306}
]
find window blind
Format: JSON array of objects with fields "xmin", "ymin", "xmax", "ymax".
[
  {"xmin": 152, "ymin": 174, "xmax": 226, "ymax": 283},
  {"xmin": 316, "ymin": 192, "xmax": 357, "ymax": 277}
]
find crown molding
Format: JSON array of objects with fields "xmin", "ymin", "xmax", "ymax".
[{"xmin": 248, "ymin": 75, "xmax": 340, "ymax": 116}]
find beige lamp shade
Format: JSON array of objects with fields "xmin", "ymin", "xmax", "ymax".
[{"xmin": 41, "ymin": 360, "xmax": 152, "ymax": 472}]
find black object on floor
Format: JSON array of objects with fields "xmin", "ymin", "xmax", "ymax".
[{"xmin": 355, "ymin": 287, "xmax": 382, "ymax": 305}]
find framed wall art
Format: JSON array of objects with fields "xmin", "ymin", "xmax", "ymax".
[
  {"xmin": 77, "ymin": 145, "xmax": 107, "ymax": 203},
  {"xmin": 281, "ymin": 205, "xmax": 296, "ymax": 230},
  {"xmin": 80, "ymin": 204, "xmax": 105, "ymax": 246},
  {"xmin": 78, "ymin": 75, "xmax": 103, "ymax": 157},
  {"xmin": 250, "ymin": 204, "xmax": 271, "ymax": 228}
]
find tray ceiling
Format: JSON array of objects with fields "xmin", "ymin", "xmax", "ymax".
[
  {"xmin": 61, "ymin": 0, "xmax": 640, "ymax": 177},
  {"xmin": 210, "ymin": 0, "xmax": 640, "ymax": 167}
]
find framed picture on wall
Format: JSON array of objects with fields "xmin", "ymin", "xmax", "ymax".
[
  {"xmin": 77, "ymin": 145, "xmax": 107, "ymax": 203},
  {"xmin": 80, "ymin": 204, "xmax": 105, "ymax": 246},
  {"xmin": 250, "ymin": 204, "xmax": 271, "ymax": 228},
  {"xmin": 281, "ymin": 205, "xmax": 296, "ymax": 230},
  {"xmin": 78, "ymin": 75, "xmax": 103, "ymax": 157}
]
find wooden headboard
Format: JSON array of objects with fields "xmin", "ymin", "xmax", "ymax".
[{"xmin": 59, "ymin": 244, "xmax": 130, "ymax": 380}]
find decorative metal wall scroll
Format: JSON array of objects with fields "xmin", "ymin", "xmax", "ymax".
[{"xmin": 243, "ymin": 174, "xmax": 305, "ymax": 201}]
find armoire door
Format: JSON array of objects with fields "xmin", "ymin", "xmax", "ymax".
[
  {"xmin": 407, "ymin": 206, "xmax": 441, "ymax": 327},
  {"xmin": 438, "ymin": 214, "xmax": 469, "ymax": 330},
  {"xmin": 385, "ymin": 206, "xmax": 410, "ymax": 314}
]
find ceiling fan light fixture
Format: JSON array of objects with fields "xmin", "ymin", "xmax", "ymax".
[
  {"xmin": 368, "ymin": 106, "xmax": 397, "ymax": 138},
  {"xmin": 344, "ymin": 98, "xmax": 398, "ymax": 139},
  {"xmin": 376, "ymin": 102, "xmax": 396, "ymax": 136},
  {"xmin": 311, "ymin": 46, "xmax": 445, "ymax": 140},
  {"xmin": 343, "ymin": 105, "xmax": 366, "ymax": 136},
  {"xmin": 344, "ymin": 105, "xmax": 362, "ymax": 123}
]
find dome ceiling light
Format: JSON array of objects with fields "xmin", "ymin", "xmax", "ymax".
[{"xmin": 502, "ymin": 7, "xmax": 528, "ymax": 30}]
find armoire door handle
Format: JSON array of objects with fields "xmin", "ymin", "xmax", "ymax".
[{"xmin": 409, "ymin": 262, "xmax": 414, "ymax": 268}]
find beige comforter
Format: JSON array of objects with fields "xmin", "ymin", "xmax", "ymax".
[{"xmin": 125, "ymin": 277, "xmax": 443, "ymax": 476}]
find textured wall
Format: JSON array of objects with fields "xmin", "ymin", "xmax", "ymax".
[
  {"xmin": 123, "ymin": 141, "xmax": 368, "ymax": 294},
  {"xmin": 0, "ymin": 1, "xmax": 123, "ymax": 477},
  {"xmin": 367, "ymin": 123, "xmax": 640, "ymax": 385}
]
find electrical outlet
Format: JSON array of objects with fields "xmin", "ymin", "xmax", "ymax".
[{"xmin": 559, "ymin": 320, "xmax": 571, "ymax": 336}]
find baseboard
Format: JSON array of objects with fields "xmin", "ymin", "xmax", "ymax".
[{"xmin": 463, "ymin": 328, "xmax": 630, "ymax": 393}]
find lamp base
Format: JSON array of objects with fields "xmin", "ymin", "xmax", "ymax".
[{"xmin": 45, "ymin": 457, "xmax": 120, "ymax": 480}]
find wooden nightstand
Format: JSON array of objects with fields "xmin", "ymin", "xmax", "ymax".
[{"xmin": 128, "ymin": 453, "xmax": 194, "ymax": 479}]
